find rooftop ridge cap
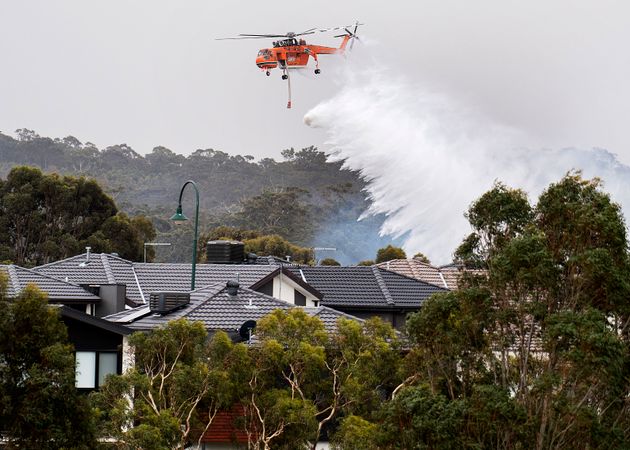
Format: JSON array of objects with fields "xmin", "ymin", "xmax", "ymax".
[
  {"xmin": 103, "ymin": 253, "xmax": 134, "ymax": 265},
  {"xmin": 101, "ymin": 254, "xmax": 116, "ymax": 284},
  {"xmin": 185, "ymin": 285, "xmax": 227, "ymax": 315},
  {"xmin": 189, "ymin": 282, "xmax": 226, "ymax": 293},
  {"xmin": 130, "ymin": 265, "xmax": 146, "ymax": 304},
  {"xmin": 372, "ymin": 266, "xmax": 394, "ymax": 305},
  {"xmin": 408, "ymin": 259, "xmax": 424, "ymax": 280},
  {"xmin": 437, "ymin": 271, "xmax": 448, "ymax": 289},
  {"xmin": 7, "ymin": 265, "xmax": 20, "ymax": 294},
  {"xmin": 14, "ymin": 265, "xmax": 88, "ymax": 288},
  {"xmin": 33, "ymin": 253, "xmax": 86, "ymax": 269}
]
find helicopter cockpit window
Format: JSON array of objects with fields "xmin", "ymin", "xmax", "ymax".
[{"xmin": 257, "ymin": 50, "xmax": 264, "ymax": 56}]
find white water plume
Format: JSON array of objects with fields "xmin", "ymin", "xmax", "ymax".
[{"xmin": 304, "ymin": 70, "xmax": 630, "ymax": 265}]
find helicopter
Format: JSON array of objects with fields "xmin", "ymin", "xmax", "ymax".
[{"xmin": 217, "ymin": 22, "xmax": 362, "ymax": 108}]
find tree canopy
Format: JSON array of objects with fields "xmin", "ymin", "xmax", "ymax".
[
  {"xmin": 375, "ymin": 245, "xmax": 407, "ymax": 263},
  {"xmin": 0, "ymin": 132, "xmax": 399, "ymax": 264},
  {"xmin": 0, "ymin": 278, "xmax": 96, "ymax": 448},
  {"xmin": 0, "ymin": 166, "xmax": 155, "ymax": 265},
  {"xmin": 380, "ymin": 173, "xmax": 630, "ymax": 449}
]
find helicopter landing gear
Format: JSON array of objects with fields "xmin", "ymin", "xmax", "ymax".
[
  {"xmin": 314, "ymin": 69, "xmax": 321, "ymax": 74},
  {"xmin": 266, "ymin": 71, "xmax": 270, "ymax": 76}
]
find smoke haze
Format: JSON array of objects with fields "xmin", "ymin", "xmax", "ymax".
[{"xmin": 305, "ymin": 65, "xmax": 630, "ymax": 264}]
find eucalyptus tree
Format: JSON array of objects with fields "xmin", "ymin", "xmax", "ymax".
[
  {"xmin": 0, "ymin": 279, "xmax": 96, "ymax": 448},
  {"xmin": 386, "ymin": 173, "xmax": 630, "ymax": 449}
]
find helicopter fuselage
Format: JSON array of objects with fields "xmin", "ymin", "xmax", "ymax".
[{"xmin": 255, "ymin": 35, "xmax": 351, "ymax": 72}]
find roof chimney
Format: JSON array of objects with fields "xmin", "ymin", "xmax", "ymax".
[{"xmin": 226, "ymin": 280, "xmax": 239, "ymax": 297}]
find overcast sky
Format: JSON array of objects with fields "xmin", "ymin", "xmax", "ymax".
[{"xmin": 1, "ymin": 0, "xmax": 629, "ymax": 162}]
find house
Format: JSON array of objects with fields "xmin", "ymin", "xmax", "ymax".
[
  {"xmin": 287, "ymin": 265, "xmax": 447, "ymax": 329},
  {"xmin": 105, "ymin": 280, "xmax": 356, "ymax": 340},
  {"xmin": 34, "ymin": 252, "xmax": 322, "ymax": 308},
  {"xmin": 32, "ymin": 249, "xmax": 448, "ymax": 330},
  {"xmin": 1, "ymin": 264, "xmax": 102, "ymax": 313},
  {"xmin": 0, "ymin": 264, "xmax": 131, "ymax": 390},
  {"xmin": 104, "ymin": 280, "xmax": 361, "ymax": 448},
  {"xmin": 58, "ymin": 306, "xmax": 132, "ymax": 390}
]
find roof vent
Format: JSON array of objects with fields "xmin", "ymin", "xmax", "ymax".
[
  {"xmin": 226, "ymin": 280, "xmax": 239, "ymax": 296},
  {"xmin": 79, "ymin": 247, "xmax": 92, "ymax": 267},
  {"xmin": 206, "ymin": 240, "xmax": 245, "ymax": 264},
  {"xmin": 149, "ymin": 292, "xmax": 190, "ymax": 315}
]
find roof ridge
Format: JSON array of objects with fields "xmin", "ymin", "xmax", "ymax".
[
  {"xmin": 189, "ymin": 282, "xmax": 226, "ymax": 293},
  {"xmin": 437, "ymin": 271, "xmax": 448, "ymax": 289},
  {"xmin": 130, "ymin": 265, "xmax": 146, "ymax": 303},
  {"xmin": 372, "ymin": 267, "xmax": 394, "ymax": 305},
  {"xmin": 186, "ymin": 284, "xmax": 227, "ymax": 315},
  {"xmin": 102, "ymin": 253, "xmax": 134, "ymax": 265},
  {"xmin": 33, "ymin": 253, "xmax": 85, "ymax": 269},
  {"xmin": 7, "ymin": 265, "xmax": 20, "ymax": 294},
  {"xmin": 101, "ymin": 254, "xmax": 116, "ymax": 284},
  {"xmin": 14, "ymin": 265, "xmax": 85, "ymax": 288}
]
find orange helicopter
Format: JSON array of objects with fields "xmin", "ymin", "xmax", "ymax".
[{"xmin": 217, "ymin": 23, "xmax": 362, "ymax": 108}]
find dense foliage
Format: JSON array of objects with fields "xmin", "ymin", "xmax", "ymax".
[
  {"xmin": 375, "ymin": 245, "xmax": 407, "ymax": 263},
  {"xmin": 376, "ymin": 173, "xmax": 630, "ymax": 449},
  {"xmin": 95, "ymin": 310, "xmax": 400, "ymax": 450},
  {"xmin": 92, "ymin": 320, "xmax": 243, "ymax": 449},
  {"xmin": 0, "ymin": 166, "xmax": 155, "ymax": 265},
  {"xmin": 0, "ymin": 279, "xmax": 96, "ymax": 448}
]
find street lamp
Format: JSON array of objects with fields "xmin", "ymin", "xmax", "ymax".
[
  {"xmin": 143, "ymin": 242, "xmax": 172, "ymax": 263},
  {"xmin": 170, "ymin": 180, "xmax": 200, "ymax": 290}
]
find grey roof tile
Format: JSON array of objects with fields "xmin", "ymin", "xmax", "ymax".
[
  {"xmin": 0, "ymin": 265, "xmax": 100, "ymax": 302},
  {"xmin": 289, "ymin": 266, "xmax": 446, "ymax": 309},
  {"xmin": 132, "ymin": 263, "xmax": 276, "ymax": 297},
  {"xmin": 106, "ymin": 283, "xmax": 360, "ymax": 336},
  {"xmin": 35, "ymin": 253, "xmax": 115, "ymax": 285},
  {"xmin": 34, "ymin": 253, "xmax": 276, "ymax": 305}
]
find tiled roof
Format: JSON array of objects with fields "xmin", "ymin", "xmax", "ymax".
[
  {"xmin": 0, "ymin": 265, "xmax": 101, "ymax": 302},
  {"xmin": 201, "ymin": 405, "xmax": 249, "ymax": 443},
  {"xmin": 36, "ymin": 253, "xmax": 116, "ymax": 285},
  {"xmin": 289, "ymin": 266, "xmax": 446, "ymax": 309},
  {"xmin": 105, "ymin": 283, "xmax": 361, "ymax": 336},
  {"xmin": 375, "ymin": 259, "xmax": 482, "ymax": 290},
  {"xmin": 132, "ymin": 263, "xmax": 276, "ymax": 298},
  {"xmin": 34, "ymin": 253, "xmax": 276, "ymax": 305}
]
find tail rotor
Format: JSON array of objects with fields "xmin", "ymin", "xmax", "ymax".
[{"xmin": 334, "ymin": 21, "xmax": 362, "ymax": 50}]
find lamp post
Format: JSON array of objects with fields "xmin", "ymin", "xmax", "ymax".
[{"xmin": 170, "ymin": 180, "xmax": 200, "ymax": 290}]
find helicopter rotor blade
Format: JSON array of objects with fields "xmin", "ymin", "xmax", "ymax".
[
  {"xmin": 216, "ymin": 36, "xmax": 275, "ymax": 40},
  {"xmin": 238, "ymin": 33, "xmax": 288, "ymax": 38}
]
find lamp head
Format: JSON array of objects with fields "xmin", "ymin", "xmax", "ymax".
[{"xmin": 170, "ymin": 205, "xmax": 188, "ymax": 222}]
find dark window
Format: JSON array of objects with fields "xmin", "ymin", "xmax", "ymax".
[
  {"xmin": 75, "ymin": 351, "xmax": 119, "ymax": 390},
  {"xmin": 294, "ymin": 290, "xmax": 306, "ymax": 306},
  {"xmin": 256, "ymin": 280, "xmax": 273, "ymax": 297}
]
